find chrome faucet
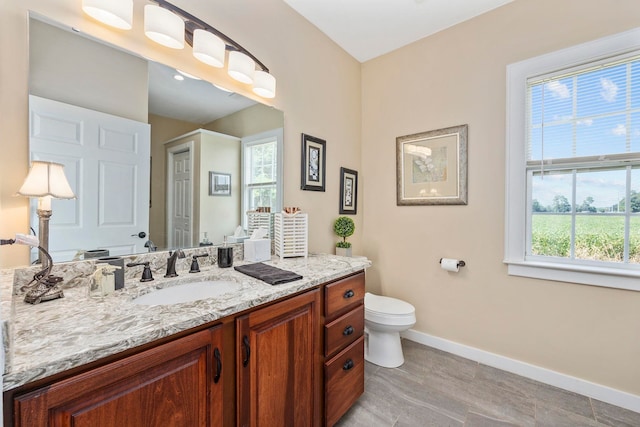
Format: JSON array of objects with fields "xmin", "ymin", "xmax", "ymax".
[{"xmin": 164, "ymin": 249, "xmax": 186, "ymax": 278}]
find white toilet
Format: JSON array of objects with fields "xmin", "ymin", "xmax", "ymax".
[{"xmin": 364, "ymin": 292, "xmax": 416, "ymax": 368}]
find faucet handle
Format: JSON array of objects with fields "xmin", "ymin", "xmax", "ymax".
[
  {"xmin": 126, "ymin": 262, "xmax": 154, "ymax": 282},
  {"xmin": 189, "ymin": 254, "xmax": 209, "ymax": 273}
]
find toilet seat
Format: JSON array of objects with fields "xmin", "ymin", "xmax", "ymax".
[{"xmin": 365, "ymin": 292, "xmax": 416, "ymax": 326}]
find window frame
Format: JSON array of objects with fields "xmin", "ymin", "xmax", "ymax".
[
  {"xmin": 240, "ymin": 128, "xmax": 284, "ymax": 229},
  {"xmin": 505, "ymin": 27, "xmax": 640, "ymax": 291}
]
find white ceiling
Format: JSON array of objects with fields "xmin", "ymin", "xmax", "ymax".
[
  {"xmin": 284, "ymin": 0, "xmax": 514, "ymax": 62},
  {"xmin": 147, "ymin": 61, "xmax": 256, "ymax": 124}
]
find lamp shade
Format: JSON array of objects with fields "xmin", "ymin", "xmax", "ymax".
[
  {"xmin": 82, "ymin": 0, "xmax": 133, "ymax": 30},
  {"xmin": 252, "ymin": 71, "xmax": 276, "ymax": 98},
  {"xmin": 193, "ymin": 29, "xmax": 226, "ymax": 68},
  {"xmin": 228, "ymin": 51, "xmax": 255, "ymax": 84},
  {"xmin": 17, "ymin": 161, "xmax": 75, "ymax": 200},
  {"xmin": 144, "ymin": 5, "xmax": 185, "ymax": 49}
]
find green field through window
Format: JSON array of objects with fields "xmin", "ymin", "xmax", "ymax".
[{"xmin": 531, "ymin": 214, "xmax": 640, "ymax": 263}]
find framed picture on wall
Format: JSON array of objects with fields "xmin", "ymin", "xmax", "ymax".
[
  {"xmin": 209, "ymin": 171, "xmax": 231, "ymax": 196},
  {"xmin": 301, "ymin": 133, "xmax": 326, "ymax": 191},
  {"xmin": 339, "ymin": 167, "xmax": 358, "ymax": 214},
  {"xmin": 396, "ymin": 124, "xmax": 468, "ymax": 205}
]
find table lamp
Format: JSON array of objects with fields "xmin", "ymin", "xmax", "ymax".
[{"xmin": 16, "ymin": 161, "xmax": 75, "ymax": 267}]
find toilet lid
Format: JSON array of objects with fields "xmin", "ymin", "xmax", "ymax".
[{"xmin": 365, "ymin": 292, "xmax": 415, "ymax": 315}]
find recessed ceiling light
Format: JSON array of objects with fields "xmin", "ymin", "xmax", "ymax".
[
  {"xmin": 213, "ymin": 84, "xmax": 233, "ymax": 93},
  {"xmin": 173, "ymin": 74, "xmax": 185, "ymax": 81},
  {"xmin": 176, "ymin": 69, "xmax": 201, "ymax": 80}
]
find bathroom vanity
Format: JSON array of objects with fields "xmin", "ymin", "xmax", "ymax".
[{"xmin": 1, "ymin": 254, "xmax": 369, "ymax": 427}]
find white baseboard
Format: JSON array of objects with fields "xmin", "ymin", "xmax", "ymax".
[{"xmin": 401, "ymin": 329, "xmax": 640, "ymax": 414}]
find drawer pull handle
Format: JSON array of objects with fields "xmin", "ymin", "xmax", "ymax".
[
  {"xmin": 213, "ymin": 347, "xmax": 222, "ymax": 384},
  {"xmin": 343, "ymin": 359, "xmax": 354, "ymax": 371},
  {"xmin": 343, "ymin": 289, "xmax": 355, "ymax": 299},
  {"xmin": 343, "ymin": 325, "xmax": 354, "ymax": 336},
  {"xmin": 242, "ymin": 335, "xmax": 250, "ymax": 367}
]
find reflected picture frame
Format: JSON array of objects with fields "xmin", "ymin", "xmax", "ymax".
[
  {"xmin": 339, "ymin": 167, "xmax": 358, "ymax": 214},
  {"xmin": 301, "ymin": 133, "xmax": 326, "ymax": 191},
  {"xmin": 396, "ymin": 124, "xmax": 468, "ymax": 205},
  {"xmin": 209, "ymin": 171, "xmax": 231, "ymax": 196}
]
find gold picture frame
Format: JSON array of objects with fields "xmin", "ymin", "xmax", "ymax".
[{"xmin": 396, "ymin": 124, "xmax": 468, "ymax": 205}]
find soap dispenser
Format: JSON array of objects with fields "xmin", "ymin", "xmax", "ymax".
[
  {"xmin": 218, "ymin": 237, "xmax": 233, "ymax": 268},
  {"xmin": 90, "ymin": 263, "xmax": 120, "ymax": 298}
]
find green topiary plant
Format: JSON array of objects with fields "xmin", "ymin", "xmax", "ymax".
[{"xmin": 334, "ymin": 216, "xmax": 355, "ymax": 248}]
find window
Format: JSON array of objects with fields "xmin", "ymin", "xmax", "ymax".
[
  {"xmin": 505, "ymin": 28, "xmax": 640, "ymax": 291},
  {"xmin": 241, "ymin": 129, "xmax": 283, "ymax": 228}
]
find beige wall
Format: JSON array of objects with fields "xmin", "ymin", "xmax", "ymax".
[
  {"xmin": 205, "ymin": 103, "xmax": 284, "ymax": 138},
  {"xmin": 148, "ymin": 114, "xmax": 201, "ymax": 249},
  {"xmin": 0, "ymin": 0, "xmax": 362, "ymax": 267},
  {"xmin": 199, "ymin": 131, "xmax": 241, "ymax": 244},
  {"xmin": 361, "ymin": 0, "xmax": 640, "ymax": 395},
  {"xmin": 29, "ymin": 18, "xmax": 148, "ymax": 123}
]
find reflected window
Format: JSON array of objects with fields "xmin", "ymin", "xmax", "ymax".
[{"xmin": 242, "ymin": 129, "xmax": 283, "ymax": 228}]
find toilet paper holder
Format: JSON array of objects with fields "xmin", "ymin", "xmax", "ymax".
[{"xmin": 439, "ymin": 258, "xmax": 466, "ymax": 268}]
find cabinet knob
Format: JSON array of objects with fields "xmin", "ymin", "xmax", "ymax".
[
  {"xmin": 343, "ymin": 359, "xmax": 354, "ymax": 371},
  {"xmin": 213, "ymin": 347, "xmax": 222, "ymax": 384},
  {"xmin": 342, "ymin": 325, "xmax": 354, "ymax": 336},
  {"xmin": 343, "ymin": 289, "xmax": 355, "ymax": 299}
]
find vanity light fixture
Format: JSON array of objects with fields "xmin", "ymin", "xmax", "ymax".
[
  {"xmin": 227, "ymin": 50, "xmax": 255, "ymax": 84},
  {"xmin": 144, "ymin": 4, "xmax": 185, "ymax": 49},
  {"xmin": 252, "ymin": 70, "xmax": 277, "ymax": 98},
  {"xmin": 16, "ymin": 161, "xmax": 75, "ymax": 268},
  {"xmin": 81, "ymin": 0, "xmax": 276, "ymax": 98},
  {"xmin": 82, "ymin": 0, "xmax": 133, "ymax": 30},
  {"xmin": 193, "ymin": 29, "xmax": 225, "ymax": 68}
]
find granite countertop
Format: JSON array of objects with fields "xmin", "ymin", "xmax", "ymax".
[{"xmin": 1, "ymin": 254, "xmax": 371, "ymax": 391}]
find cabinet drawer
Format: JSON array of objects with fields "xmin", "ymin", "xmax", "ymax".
[
  {"xmin": 324, "ymin": 336, "xmax": 364, "ymax": 427},
  {"xmin": 324, "ymin": 305, "xmax": 364, "ymax": 357},
  {"xmin": 324, "ymin": 272, "xmax": 365, "ymax": 317}
]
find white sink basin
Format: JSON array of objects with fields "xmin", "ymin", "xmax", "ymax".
[{"xmin": 132, "ymin": 280, "xmax": 240, "ymax": 305}]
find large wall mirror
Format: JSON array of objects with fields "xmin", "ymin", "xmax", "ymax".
[{"xmin": 26, "ymin": 14, "xmax": 284, "ymax": 263}]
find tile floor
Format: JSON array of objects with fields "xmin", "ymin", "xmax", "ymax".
[{"xmin": 336, "ymin": 339, "xmax": 640, "ymax": 427}]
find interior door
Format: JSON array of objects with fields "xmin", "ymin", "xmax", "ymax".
[
  {"xmin": 29, "ymin": 95, "xmax": 150, "ymax": 262},
  {"xmin": 169, "ymin": 149, "xmax": 192, "ymax": 248}
]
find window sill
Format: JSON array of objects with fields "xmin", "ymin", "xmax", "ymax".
[{"xmin": 505, "ymin": 259, "xmax": 640, "ymax": 292}]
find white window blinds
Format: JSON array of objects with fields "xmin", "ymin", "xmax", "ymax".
[{"xmin": 526, "ymin": 53, "xmax": 640, "ymax": 167}]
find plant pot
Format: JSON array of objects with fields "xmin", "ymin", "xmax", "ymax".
[{"xmin": 335, "ymin": 247, "xmax": 352, "ymax": 257}]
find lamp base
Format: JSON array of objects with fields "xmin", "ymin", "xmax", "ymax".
[
  {"xmin": 23, "ymin": 275, "xmax": 64, "ymax": 304},
  {"xmin": 36, "ymin": 208, "xmax": 52, "ymax": 269}
]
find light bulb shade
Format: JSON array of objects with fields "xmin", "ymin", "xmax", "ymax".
[
  {"xmin": 17, "ymin": 161, "xmax": 75, "ymax": 200},
  {"xmin": 144, "ymin": 5, "xmax": 185, "ymax": 49},
  {"xmin": 228, "ymin": 51, "xmax": 255, "ymax": 84},
  {"xmin": 252, "ymin": 71, "xmax": 276, "ymax": 98},
  {"xmin": 82, "ymin": 0, "xmax": 133, "ymax": 30},
  {"xmin": 193, "ymin": 29, "xmax": 226, "ymax": 68}
]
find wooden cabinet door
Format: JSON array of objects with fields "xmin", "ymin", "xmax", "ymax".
[
  {"xmin": 236, "ymin": 289, "xmax": 321, "ymax": 427},
  {"xmin": 14, "ymin": 326, "xmax": 225, "ymax": 427}
]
